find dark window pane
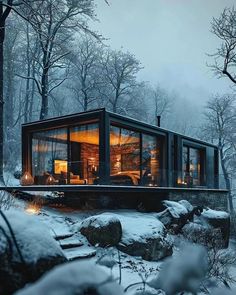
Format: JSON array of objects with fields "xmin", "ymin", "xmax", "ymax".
[
  {"xmin": 181, "ymin": 145, "xmax": 204, "ymax": 187},
  {"xmin": 189, "ymin": 147, "xmax": 201, "ymax": 186},
  {"xmin": 142, "ymin": 134, "xmax": 163, "ymax": 186}
]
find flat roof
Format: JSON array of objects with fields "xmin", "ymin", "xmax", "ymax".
[{"xmin": 22, "ymin": 108, "xmax": 217, "ymax": 148}]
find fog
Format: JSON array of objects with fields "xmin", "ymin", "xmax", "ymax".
[{"xmin": 94, "ymin": 0, "xmax": 235, "ymax": 109}]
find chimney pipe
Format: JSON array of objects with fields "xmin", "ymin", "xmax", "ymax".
[{"xmin": 157, "ymin": 115, "xmax": 161, "ymax": 127}]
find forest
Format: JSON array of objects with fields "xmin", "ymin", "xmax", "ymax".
[
  {"xmin": 0, "ymin": 1, "xmax": 235, "ymax": 206},
  {"xmin": 0, "ymin": 1, "xmax": 236, "ymax": 295}
]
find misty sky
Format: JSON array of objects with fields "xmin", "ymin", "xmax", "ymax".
[{"xmin": 93, "ymin": 0, "xmax": 235, "ymax": 109}]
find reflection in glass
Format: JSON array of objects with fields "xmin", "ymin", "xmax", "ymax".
[
  {"xmin": 32, "ymin": 128, "xmax": 68, "ymax": 184},
  {"xmin": 142, "ymin": 134, "xmax": 162, "ymax": 186},
  {"xmin": 182, "ymin": 145, "xmax": 203, "ymax": 186},
  {"xmin": 31, "ymin": 123, "xmax": 99, "ymax": 185},
  {"xmin": 69, "ymin": 123, "xmax": 99, "ymax": 184},
  {"xmin": 110, "ymin": 125, "xmax": 140, "ymax": 185}
]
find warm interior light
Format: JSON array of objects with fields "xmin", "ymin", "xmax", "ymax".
[
  {"xmin": 177, "ymin": 177, "xmax": 187, "ymax": 185},
  {"xmin": 54, "ymin": 160, "xmax": 67, "ymax": 174},
  {"xmin": 20, "ymin": 172, "xmax": 34, "ymax": 186},
  {"xmin": 46, "ymin": 174, "xmax": 56, "ymax": 185}
]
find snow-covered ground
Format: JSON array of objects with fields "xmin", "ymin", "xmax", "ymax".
[{"xmin": 2, "ymin": 195, "xmax": 236, "ymax": 294}]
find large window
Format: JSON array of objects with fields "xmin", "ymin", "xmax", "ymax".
[
  {"xmin": 110, "ymin": 125, "xmax": 165, "ymax": 186},
  {"xmin": 32, "ymin": 128, "xmax": 68, "ymax": 184},
  {"xmin": 142, "ymin": 134, "xmax": 164, "ymax": 186},
  {"xmin": 69, "ymin": 123, "xmax": 99, "ymax": 184},
  {"xmin": 31, "ymin": 123, "xmax": 99, "ymax": 185},
  {"xmin": 182, "ymin": 145, "xmax": 205, "ymax": 186},
  {"xmin": 110, "ymin": 125, "xmax": 140, "ymax": 185}
]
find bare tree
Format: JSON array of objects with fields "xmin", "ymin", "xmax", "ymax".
[
  {"xmin": 100, "ymin": 49, "xmax": 143, "ymax": 113},
  {"xmin": 210, "ymin": 7, "xmax": 236, "ymax": 85},
  {"xmin": 67, "ymin": 35, "xmax": 104, "ymax": 111},
  {"xmin": 202, "ymin": 94, "xmax": 236, "ymax": 212},
  {"xmin": 148, "ymin": 85, "xmax": 173, "ymax": 126},
  {"xmin": 18, "ymin": 0, "xmax": 97, "ymax": 119},
  {"xmin": 0, "ymin": 0, "xmax": 14, "ymax": 183}
]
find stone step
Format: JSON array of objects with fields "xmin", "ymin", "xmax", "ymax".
[
  {"xmin": 54, "ymin": 233, "xmax": 74, "ymax": 241},
  {"xmin": 64, "ymin": 247, "xmax": 97, "ymax": 261},
  {"xmin": 59, "ymin": 237, "xmax": 84, "ymax": 250}
]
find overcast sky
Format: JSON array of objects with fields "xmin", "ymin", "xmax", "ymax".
[{"xmin": 93, "ymin": 0, "xmax": 235, "ymax": 109}]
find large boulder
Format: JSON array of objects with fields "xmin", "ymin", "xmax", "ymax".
[
  {"xmin": 80, "ymin": 214, "xmax": 122, "ymax": 247},
  {"xmin": 201, "ymin": 208, "xmax": 230, "ymax": 248},
  {"xmin": 182, "ymin": 221, "xmax": 223, "ymax": 248},
  {"xmin": 157, "ymin": 200, "xmax": 195, "ymax": 233},
  {"xmin": 14, "ymin": 260, "xmax": 124, "ymax": 295},
  {"xmin": 116, "ymin": 213, "xmax": 172, "ymax": 261},
  {"xmin": 0, "ymin": 210, "xmax": 66, "ymax": 295}
]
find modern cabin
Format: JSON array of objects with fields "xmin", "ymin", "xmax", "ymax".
[{"xmin": 21, "ymin": 108, "xmax": 219, "ymax": 189}]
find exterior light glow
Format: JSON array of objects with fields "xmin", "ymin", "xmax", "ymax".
[{"xmin": 25, "ymin": 204, "xmax": 41, "ymax": 215}]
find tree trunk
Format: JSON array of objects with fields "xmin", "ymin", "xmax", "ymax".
[
  {"xmin": 24, "ymin": 23, "xmax": 31, "ymax": 123},
  {"xmin": 0, "ymin": 5, "xmax": 5, "ymax": 183},
  {"xmin": 220, "ymin": 147, "xmax": 234, "ymax": 212},
  {"xmin": 0, "ymin": 41, "xmax": 4, "ymax": 183},
  {"xmin": 40, "ymin": 69, "xmax": 49, "ymax": 120}
]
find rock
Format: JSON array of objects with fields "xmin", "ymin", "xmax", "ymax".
[
  {"xmin": 201, "ymin": 208, "xmax": 230, "ymax": 248},
  {"xmin": 148, "ymin": 244, "xmax": 208, "ymax": 295},
  {"xmin": 118, "ymin": 237, "xmax": 173, "ymax": 261},
  {"xmin": 14, "ymin": 260, "xmax": 124, "ymax": 295},
  {"xmin": 182, "ymin": 221, "xmax": 223, "ymax": 248},
  {"xmin": 116, "ymin": 214, "xmax": 172, "ymax": 261},
  {"xmin": 0, "ymin": 210, "xmax": 66, "ymax": 295},
  {"xmin": 64, "ymin": 247, "xmax": 97, "ymax": 261},
  {"xmin": 80, "ymin": 214, "xmax": 122, "ymax": 247},
  {"xmin": 157, "ymin": 200, "xmax": 194, "ymax": 233}
]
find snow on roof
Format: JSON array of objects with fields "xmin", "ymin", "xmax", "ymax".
[
  {"xmin": 14, "ymin": 260, "xmax": 124, "ymax": 295},
  {"xmin": 202, "ymin": 208, "xmax": 229, "ymax": 219},
  {"xmin": 0, "ymin": 209, "xmax": 64, "ymax": 264}
]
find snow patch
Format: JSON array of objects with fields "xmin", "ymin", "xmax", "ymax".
[
  {"xmin": 0, "ymin": 209, "xmax": 64, "ymax": 264},
  {"xmin": 109, "ymin": 213, "xmax": 165, "ymax": 245},
  {"xmin": 202, "ymin": 208, "xmax": 229, "ymax": 219},
  {"xmin": 162, "ymin": 200, "xmax": 188, "ymax": 217},
  {"xmin": 80, "ymin": 213, "xmax": 120, "ymax": 229},
  {"xmin": 14, "ymin": 260, "xmax": 124, "ymax": 295}
]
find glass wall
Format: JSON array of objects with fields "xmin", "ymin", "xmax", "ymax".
[
  {"xmin": 142, "ymin": 134, "xmax": 163, "ymax": 186},
  {"xmin": 110, "ymin": 125, "xmax": 165, "ymax": 186},
  {"xmin": 31, "ymin": 123, "xmax": 99, "ymax": 185},
  {"xmin": 110, "ymin": 125, "xmax": 141, "ymax": 185},
  {"xmin": 32, "ymin": 128, "xmax": 68, "ymax": 184},
  {"xmin": 182, "ymin": 145, "xmax": 204, "ymax": 186},
  {"xmin": 69, "ymin": 123, "xmax": 99, "ymax": 184}
]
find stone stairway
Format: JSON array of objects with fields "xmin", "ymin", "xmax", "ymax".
[{"xmin": 54, "ymin": 233, "xmax": 96, "ymax": 261}]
